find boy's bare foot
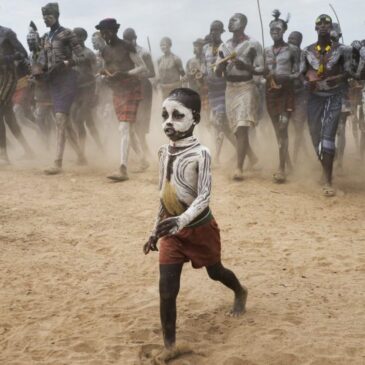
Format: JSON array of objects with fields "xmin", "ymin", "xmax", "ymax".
[
  {"xmin": 154, "ymin": 344, "xmax": 193, "ymax": 364},
  {"xmin": 229, "ymin": 285, "xmax": 248, "ymax": 317}
]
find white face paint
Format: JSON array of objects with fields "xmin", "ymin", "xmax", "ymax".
[{"xmin": 161, "ymin": 98, "xmax": 195, "ymax": 139}]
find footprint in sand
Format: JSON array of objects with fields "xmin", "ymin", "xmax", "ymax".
[
  {"xmin": 72, "ymin": 341, "xmax": 97, "ymax": 353},
  {"xmin": 223, "ymin": 357, "xmax": 258, "ymax": 365}
]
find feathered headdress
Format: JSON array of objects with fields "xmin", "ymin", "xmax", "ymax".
[
  {"xmin": 270, "ymin": 9, "xmax": 290, "ymax": 31},
  {"xmin": 29, "ymin": 21, "xmax": 37, "ymax": 33}
]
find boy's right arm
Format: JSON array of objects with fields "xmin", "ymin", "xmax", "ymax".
[{"xmin": 143, "ymin": 146, "xmax": 166, "ymax": 255}]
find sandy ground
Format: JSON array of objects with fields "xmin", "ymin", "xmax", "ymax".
[{"xmin": 1, "ymin": 116, "xmax": 365, "ymax": 364}]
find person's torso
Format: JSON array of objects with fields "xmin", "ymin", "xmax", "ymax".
[
  {"xmin": 223, "ymin": 37, "xmax": 258, "ymax": 79},
  {"xmin": 43, "ymin": 26, "xmax": 74, "ymax": 69},
  {"xmin": 159, "ymin": 140, "xmax": 206, "ymax": 216},
  {"xmin": 158, "ymin": 53, "xmax": 181, "ymax": 84},
  {"xmin": 102, "ymin": 39, "xmax": 135, "ymax": 74}
]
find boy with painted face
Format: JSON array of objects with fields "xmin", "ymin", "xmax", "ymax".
[
  {"xmin": 265, "ymin": 10, "xmax": 300, "ymax": 183},
  {"xmin": 143, "ymin": 88, "xmax": 247, "ymax": 354}
]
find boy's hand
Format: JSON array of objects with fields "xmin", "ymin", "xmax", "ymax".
[
  {"xmin": 156, "ymin": 217, "xmax": 179, "ymax": 237},
  {"xmin": 143, "ymin": 235, "xmax": 158, "ymax": 255}
]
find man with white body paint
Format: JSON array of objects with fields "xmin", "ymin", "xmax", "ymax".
[
  {"xmin": 96, "ymin": 18, "xmax": 148, "ymax": 181},
  {"xmin": 143, "ymin": 88, "xmax": 247, "ymax": 357},
  {"xmin": 216, "ymin": 13, "xmax": 264, "ymax": 181}
]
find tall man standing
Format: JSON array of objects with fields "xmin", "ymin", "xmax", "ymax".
[
  {"xmin": 216, "ymin": 13, "xmax": 264, "ymax": 180},
  {"xmin": 96, "ymin": 18, "xmax": 147, "ymax": 181},
  {"xmin": 41, "ymin": 2, "xmax": 87, "ymax": 175},
  {"xmin": 123, "ymin": 27, "xmax": 155, "ymax": 159},
  {"xmin": 301, "ymin": 14, "xmax": 351, "ymax": 196}
]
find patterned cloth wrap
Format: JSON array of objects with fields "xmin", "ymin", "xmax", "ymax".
[
  {"xmin": 225, "ymin": 79, "xmax": 259, "ymax": 132},
  {"xmin": 112, "ymin": 77, "xmax": 142, "ymax": 122},
  {"xmin": 265, "ymin": 82, "xmax": 295, "ymax": 118},
  {"xmin": 307, "ymin": 91, "xmax": 343, "ymax": 156}
]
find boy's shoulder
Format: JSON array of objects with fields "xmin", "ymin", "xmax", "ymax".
[
  {"xmin": 157, "ymin": 144, "xmax": 169, "ymax": 158},
  {"xmin": 197, "ymin": 143, "xmax": 211, "ymax": 156}
]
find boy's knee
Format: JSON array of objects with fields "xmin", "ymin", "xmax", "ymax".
[{"xmin": 207, "ymin": 266, "xmax": 222, "ymax": 281}]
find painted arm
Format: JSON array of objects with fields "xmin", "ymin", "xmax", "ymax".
[
  {"xmin": 175, "ymin": 55, "xmax": 185, "ymax": 77},
  {"xmin": 143, "ymin": 52, "xmax": 155, "ymax": 78},
  {"xmin": 289, "ymin": 45, "xmax": 301, "ymax": 79},
  {"xmin": 128, "ymin": 51, "xmax": 147, "ymax": 76},
  {"xmin": 143, "ymin": 147, "xmax": 166, "ymax": 254},
  {"xmin": 177, "ymin": 149, "xmax": 212, "ymax": 229},
  {"xmin": 252, "ymin": 42, "xmax": 264, "ymax": 75},
  {"xmin": 299, "ymin": 49, "xmax": 308, "ymax": 76}
]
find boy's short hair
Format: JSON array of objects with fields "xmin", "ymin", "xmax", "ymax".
[{"xmin": 168, "ymin": 88, "xmax": 201, "ymax": 114}]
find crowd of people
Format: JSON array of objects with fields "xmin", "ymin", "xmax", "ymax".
[{"xmin": 0, "ymin": 3, "xmax": 365, "ymax": 196}]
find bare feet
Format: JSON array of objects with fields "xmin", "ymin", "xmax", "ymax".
[
  {"xmin": 233, "ymin": 168, "xmax": 244, "ymax": 181},
  {"xmin": 229, "ymin": 285, "xmax": 248, "ymax": 317},
  {"xmin": 154, "ymin": 344, "xmax": 193, "ymax": 364},
  {"xmin": 44, "ymin": 166, "xmax": 62, "ymax": 175},
  {"xmin": 107, "ymin": 165, "xmax": 129, "ymax": 182},
  {"xmin": 273, "ymin": 170, "xmax": 286, "ymax": 184},
  {"xmin": 322, "ymin": 184, "xmax": 336, "ymax": 197}
]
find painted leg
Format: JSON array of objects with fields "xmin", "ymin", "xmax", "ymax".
[
  {"xmin": 107, "ymin": 121, "xmax": 129, "ymax": 181},
  {"xmin": 233, "ymin": 126, "xmax": 249, "ymax": 181},
  {"xmin": 44, "ymin": 112, "xmax": 67, "ymax": 175},
  {"xmin": 4, "ymin": 106, "xmax": 34, "ymax": 157}
]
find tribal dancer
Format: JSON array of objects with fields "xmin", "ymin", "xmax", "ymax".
[
  {"xmin": 203, "ymin": 21, "xmax": 235, "ymax": 164},
  {"xmin": 216, "ymin": 13, "xmax": 264, "ymax": 180},
  {"xmin": 301, "ymin": 14, "xmax": 351, "ymax": 196},
  {"xmin": 41, "ymin": 2, "xmax": 87, "ymax": 174},
  {"xmin": 0, "ymin": 24, "xmax": 30, "ymax": 165},
  {"xmin": 157, "ymin": 37, "xmax": 185, "ymax": 100},
  {"xmin": 143, "ymin": 88, "xmax": 247, "ymax": 356},
  {"xmin": 71, "ymin": 27, "xmax": 103, "ymax": 154},
  {"xmin": 355, "ymin": 41, "xmax": 365, "ymax": 160},
  {"xmin": 95, "ymin": 18, "xmax": 148, "ymax": 181},
  {"xmin": 123, "ymin": 28, "xmax": 155, "ymax": 159},
  {"xmin": 331, "ymin": 24, "xmax": 352, "ymax": 171},
  {"xmin": 264, "ymin": 10, "xmax": 300, "ymax": 183},
  {"xmin": 27, "ymin": 21, "xmax": 53, "ymax": 148},
  {"xmin": 288, "ymin": 31, "xmax": 310, "ymax": 163},
  {"xmin": 186, "ymin": 38, "xmax": 206, "ymax": 94}
]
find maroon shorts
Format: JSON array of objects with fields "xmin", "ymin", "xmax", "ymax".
[
  {"xmin": 159, "ymin": 218, "xmax": 221, "ymax": 269},
  {"xmin": 112, "ymin": 78, "xmax": 142, "ymax": 122}
]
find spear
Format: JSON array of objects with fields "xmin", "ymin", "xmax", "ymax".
[
  {"xmin": 257, "ymin": 0, "xmax": 265, "ymax": 50},
  {"xmin": 329, "ymin": 3, "xmax": 344, "ymax": 43}
]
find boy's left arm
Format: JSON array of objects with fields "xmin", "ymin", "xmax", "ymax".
[{"xmin": 156, "ymin": 149, "xmax": 212, "ymax": 237}]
